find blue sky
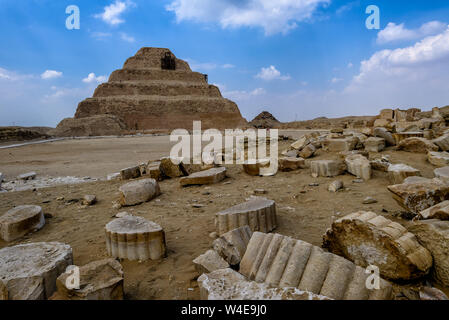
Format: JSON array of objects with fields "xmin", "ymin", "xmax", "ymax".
[{"xmin": 1, "ymin": 0, "xmax": 449, "ymax": 127}]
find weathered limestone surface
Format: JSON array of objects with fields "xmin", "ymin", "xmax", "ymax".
[
  {"xmin": 434, "ymin": 166, "xmax": 449, "ymax": 181},
  {"xmin": 387, "ymin": 178, "xmax": 449, "ymax": 213},
  {"xmin": 322, "ymin": 137, "xmax": 358, "ymax": 152},
  {"xmin": 215, "ymin": 197, "xmax": 276, "ymax": 235},
  {"xmin": 105, "ymin": 216, "xmax": 166, "ymax": 261},
  {"xmin": 375, "ymin": 127, "xmax": 396, "ymax": 145},
  {"xmin": 419, "ymin": 287, "xmax": 449, "ymax": 300},
  {"xmin": 370, "ymin": 157, "xmax": 391, "ymax": 172},
  {"xmin": 323, "ymin": 212, "xmax": 432, "ymax": 280},
  {"xmin": 387, "ymin": 164, "xmax": 421, "ymax": 185},
  {"xmin": 213, "ymin": 226, "xmax": 253, "ymax": 266},
  {"xmin": 418, "ymin": 201, "xmax": 449, "ymax": 220},
  {"xmin": 278, "ymin": 157, "xmax": 305, "ymax": 172},
  {"xmin": 433, "ymin": 134, "xmax": 449, "ymax": 151},
  {"xmin": 119, "ymin": 178, "xmax": 161, "ymax": 206},
  {"xmin": 393, "ymin": 132, "xmax": 424, "ymax": 145},
  {"xmin": 147, "ymin": 161, "xmax": 163, "ymax": 181},
  {"xmin": 0, "ymin": 205, "xmax": 45, "ymax": 242},
  {"xmin": 397, "ymin": 137, "xmax": 438, "ymax": 153},
  {"xmin": 428, "ymin": 151, "xmax": 449, "ymax": 167},
  {"xmin": 299, "ymin": 144, "xmax": 316, "ymax": 159},
  {"xmin": 243, "ymin": 159, "xmax": 275, "ymax": 177},
  {"xmin": 328, "ymin": 180, "xmax": 343, "ymax": 193},
  {"xmin": 290, "ymin": 136, "xmax": 311, "ymax": 151},
  {"xmin": 56, "ymin": 259, "xmax": 124, "ymax": 300},
  {"xmin": 310, "ymin": 160, "xmax": 346, "ymax": 178},
  {"xmin": 409, "ymin": 220, "xmax": 449, "ymax": 286},
  {"xmin": 345, "ymin": 155, "xmax": 372, "ymax": 180},
  {"xmin": 17, "ymin": 172, "xmax": 36, "ymax": 181},
  {"xmin": 160, "ymin": 157, "xmax": 186, "ymax": 178},
  {"xmin": 198, "ymin": 268, "xmax": 331, "ymax": 300},
  {"xmin": 364, "ymin": 137, "xmax": 385, "ymax": 153},
  {"xmin": 120, "ymin": 166, "xmax": 141, "ymax": 180},
  {"xmin": 0, "ymin": 242, "xmax": 73, "ymax": 300},
  {"xmin": 239, "ymin": 232, "xmax": 393, "ymax": 300},
  {"xmin": 180, "ymin": 167, "xmax": 226, "ymax": 186},
  {"xmin": 193, "ymin": 250, "xmax": 230, "ymax": 275}
]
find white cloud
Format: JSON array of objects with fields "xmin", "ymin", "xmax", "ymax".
[
  {"xmin": 336, "ymin": 1, "xmax": 358, "ymax": 16},
  {"xmin": 166, "ymin": 0, "xmax": 330, "ymax": 35},
  {"xmin": 120, "ymin": 32, "xmax": 135, "ymax": 43},
  {"xmin": 95, "ymin": 1, "xmax": 135, "ymax": 26},
  {"xmin": 222, "ymin": 87, "xmax": 266, "ymax": 101},
  {"xmin": 82, "ymin": 73, "xmax": 108, "ymax": 84},
  {"xmin": 256, "ymin": 65, "xmax": 290, "ymax": 81},
  {"xmin": 347, "ymin": 62, "xmax": 353, "ymax": 68},
  {"xmin": 41, "ymin": 70, "xmax": 63, "ymax": 80},
  {"xmin": 331, "ymin": 77, "xmax": 343, "ymax": 84},
  {"xmin": 222, "ymin": 64, "xmax": 235, "ymax": 69},
  {"xmin": 377, "ymin": 21, "xmax": 447, "ymax": 44},
  {"xmin": 185, "ymin": 59, "xmax": 218, "ymax": 71}
]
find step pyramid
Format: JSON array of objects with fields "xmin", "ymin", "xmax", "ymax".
[{"xmin": 72, "ymin": 48, "xmax": 247, "ymax": 132}]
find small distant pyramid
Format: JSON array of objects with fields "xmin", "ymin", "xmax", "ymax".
[
  {"xmin": 55, "ymin": 47, "xmax": 247, "ymax": 136},
  {"xmin": 249, "ymin": 111, "xmax": 281, "ymax": 129}
]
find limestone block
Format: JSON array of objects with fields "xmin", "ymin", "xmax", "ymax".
[
  {"xmin": 434, "ymin": 166, "xmax": 449, "ymax": 181},
  {"xmin": 323, "ymin": 212, "xmax": 432, "ymax": 280},
  {"xmin": 393, "ymin": 132, "xmax": 424, "ymax": 146},
  {"xmin": 370, "ymin": 158, "xmax": 391, "ymax": 172},
  {"xmin": 345, "ymin": 154, "xmax": 372, "ymax": 180},
  {"xmin": 387, "ymin": 178, "xmax": 449, "ymax": 213},
  {"xmin": 213, "ymin": 225, "xmax": 253, "ymax": 266},
  {"xmin": 198, "ymin": 268, "xmax": 331, "ymax": 300},
  {"xmin": 120, "ymin": 166, "xmax": 141, "ymax": 180},
  {"xmin": 433, "ymin": 134, "xmax": 449, "ymax": 151},
  {"xmin": 310, "ymin": 160, "xmax": 346, "ymax": 178},
  {"xmin": 278, "ymin": 157, "xmax": 305, "ymax": 172},
  {"xmin": 119, "ymin": 178, "xmax": 161, "ymax": 206},
  {"xmin": 387, "ymin": 164, "xmax": 421, "ymax": 184},
  {"xmin": 281, "ymin": 149, "xmax": 299, "ymax": 158},
  {"xmin": 56, "ymin": 259, "xmax": 124, "ymax": 300},
  {"xmin": 82, "ymin": 195, "xmax": 96, "ymax": 206},
  {"xmin": 418, "ymin": 201, "xmax": 449, "ymax": 220},
  {"xmin": 17, "ymin": 172, "xmax": 36, "ymax": 181},
  {"xmin": 0, "ymin": 242, "xmax": 73, "ymax": 300},
  {"xmin": 328, "ymin": 180, "xmax": 343, "ymax": 192},
  {"xmin": 379, "ymin": 109, "xmax": 394, "ymax": 120},
  {"xmin": 428, "ymin": 151, "xmax": 449, "ymax": 167},
  {"xmin": 398, "ymin": 137, "xmax": 439, "ymax": 153},
  {"xmin": 193, "ymin": 250, "xmax": 230, "ymax": 275},
  {"xmin": 105, "ymin": 216, "xmax": 166, "ymax": 261},
  {"xmin": 339, "ymin": 150, "xmax": 369, "ymax": 159},
  {"xmin": 239, "ymin": 232, "xmax": 393, "ymax": 300},
  {"xmin": 160, "ymin": 157, "xmax": 186, "ymax": 178},
  {"xmin": 419, "ymin": 287, "xmax": 449, "ymax": 300},
  {"xmin": 180, "ymin": 167, "xmax": 226, "ymax": 186},
  {"xmin": 409, "ymin": 220, "xmax": 449, "ymax": 286},
  {"xmin": 243, "ymin": 158, "xmax": 276, "ymax": 177},
  {"xmin": 374, "ymin": 119, "xmax": 395, "ymax": 130},
  {"xmin": 322, "ymin": 137, "xmax": 358, "ymax": 152},
  {"xmin": 373, "ymin": 127, "xmax": 395, "ymax": 146},
  {"xmin": 299, "ymin": 144, "xmax": 316, "ymax": 159},
  {"xmin": 396, "ymin": 122, "xmax": 420, "ymax": 133},
  {"xmin": 215, "ymin": 197, "xmax": 276, "ymax": 235},
  {"xmin": 364, "ymin": 137, "xmax": 385, "ymax": 153},
  {"xmin": 0, "ymin": 205, "xmax": 45, "ymax": 242},
  {"xmin": 147, "ymin": 161, "xmax": 163, "ymax": 181},
  {"xmin": 290, "ymin": 136, "xmax": 311, "ymax": 151}
]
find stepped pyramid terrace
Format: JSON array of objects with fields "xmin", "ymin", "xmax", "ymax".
[{"xmin": 54, "ymin": 48, "xmax": 248, "ymax": 136}]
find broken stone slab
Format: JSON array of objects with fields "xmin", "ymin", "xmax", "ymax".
[
  {"xmin": 239, "ymin": 232, "xmax": 393, "ymax": 300},
  {"xmin": 408, "ymin": 220, "xmax": 449, "ymax": 287},
  {"xmin": 433, "ymin": 134, "xmax": 449, "ymax": 151},
  {"xmin": 370, "ymin": 158, "xmax": 391, "ymax": 172},
  {"xmin": 119, "ymin": 178, "xmax": 161, "ymax": 206},
  {"xmin": 374, "ymin": 119, "xmax": 395, "ymax": 131},
  {"xmin": 387, "ymin": 164, "xmax": 421, "ymax": 185},
  {"xmin": 281, "ymin": 149, "xmax": 299, "ymax": 158},
  {"xmin": 362, "ymin": 197, "xmax": 378, "ymax": 204},
  {"xmin": 393, "ymin": 132, "xmax": 424, "ymax": 145},
  {"xmin": 17, "ymin": 172, "xmax": 36, "ymax": 181},
  {"xmin": 310, "ymin": 160, "xmax": 346, "ymax": 178},
  {"xmin": 428, "ymin": 151, "xmax": 449, "ymax": 167},
  {"xmin": 322, "ymin": 137, "xmax": 358, "ymax": 152},
  {"xmin": 215, "ymin": 197, "xmax": 276, "ymax": 236},
  {"xmin": 397, "ymin": 137, "xmax": 438, "ymax": 153},
  {"xmin": 212, "ymin": 225, "xmax": 252, "ymax": 266},
  {"xmin": 160, "ymin": 157, "xmax": 186, "ymax": 178},
  {"xmin": 198, "ymin": 268, "xmax": 331, "ymax": 300},
  {"xmin": 328, "ymin": 180, "xmax": 343, "ymax": 192},
  {"xmin": 105, "ymin": 216, "xmax": 166, "ymax": 261},
  {"xmin": 299, "ymin": 144, "xmax": 316, "ymax": 159},
  {"xmin": 419, "ymin": 287, "xmax": 449, "ymax": 300},
  {"xmin": 0, "ymin": 242, "xmax": 73, "ymax": 300},
  {"xmin": 182, "ymin": 162, "xmax": 215, "ymax": 175},
  {"xmin": 120, "ymin": 166, "xmax": 141, "ymax": 180},
  {"xmin": 345, "ymin": 154, "xmax": 372, "ymax": 181},
  {"xmin": 0, "ymin": 205, "xmax": 45, "ymax": 242},
  {"xmin": 147, "ymin": 161, "xmax": 163, "ymax": 181},
  {"xmin": 193, "ymin": 250, "xmax": 230, "ymax": 275},
  {"xmin": 380, "ymin": 109, "xmax": 394, "ymax": 120},
  {"xmin": 179, "ymin": 167, "xmax": 226, "ymax": 187},
  {"xmin": 387, "ymin": 178, "xmax": 449, "ymax": 213},
  {"xmin": 434, "ymin": 166, "xmax": 449, "ymax": 182},
  {"xmin": 373, "ymin": 127, "xmax": 395, "ymax": 146},
  {"xmin": 364, "ymin": 137, "xmax": 385, "ymax": 153},
  {"xmin": 56, "ymin": 259, "xmax": 124, "ymax": 300},
  {"xmin": 242, "ymin": 159, "xmax": 275, "ymax": 177},
  {"xmin": 323, "ymin": 212, "xmax": 432, "ymax": 280},
  {"xmin": 290, "ymin": 136, "xmax": 311, "ymax": 151},
  {"xmin": 82, "ymin": 195, "xmax": 96, "ymax": 206},
  {"xmin": 278, "ymin": 157, "xmax": 305, "ymax": 172},
  {"xmin": 418, "ymin": 201, "xmax": 449, "ymax": 220}
]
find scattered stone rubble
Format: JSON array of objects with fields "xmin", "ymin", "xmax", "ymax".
[
  {"xmin": 387, "ymin": 164, "xmax": 421, "ymax": 184},
  {"xmin": 0, "ymin": 205, "xmax": 45, "ymax": 242}
]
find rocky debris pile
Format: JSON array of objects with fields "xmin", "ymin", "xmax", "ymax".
[
  {"xmin": 323, "ymin": 212, "xmax": 432, "ymax": 280},
  {"xmin": 0, "ymin": 126, "xmax": 51, "ymax": 142},
  {"xmin": 56, "ymin": 259, "xmax": 124, "ymax": 300},
  {"xmin": 0, "ymin": 205, "xmax": 45, "ymax": 242},
  {"xmin": 249, "ymin": 111, "xmax": 281, "ymax": 129},
  {"xmin": 54, "ymin": 47, "xmax": 247, "ymax": 136},
  {"xmin": 105, "ymin": 216, "xmax": 166, "ymax": 261},
  {"xmin": 215, "ymin": 197, "xmax": 277, "ymax": 235},
  {"xmin": 0, "ymin": 242, "xmax": 73, "ymax": 300}
]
